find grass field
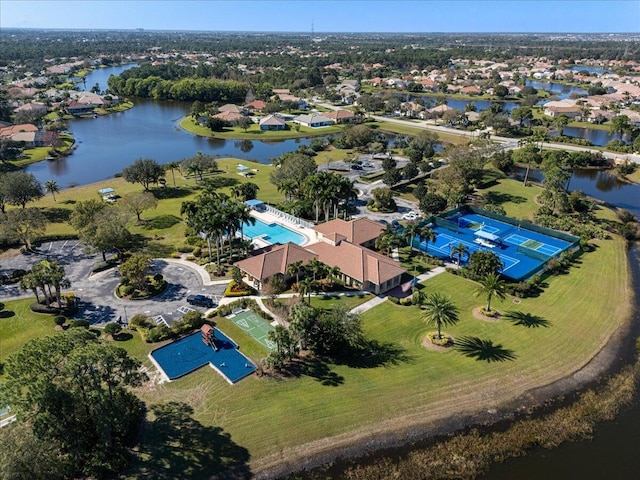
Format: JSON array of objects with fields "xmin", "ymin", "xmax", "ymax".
[
  {"xmin": 11, "ymin": 157, "xmax": 281, "ymax": 255},
  {"xmin": 372, "ymin": 121, "xmax": 470, "ymax": 145},
  {"xmin": 179, "ymin": 116, "xmax": 344, "ymax": 140},
  {"xmin": 0, "ymin": 173, "xmax": 633, "ymax": 477}
]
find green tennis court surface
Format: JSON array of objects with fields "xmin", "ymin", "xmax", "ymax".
[
  {"xmin": 229, "ymin": 310, "xmax": 275, "ymax": 350},
  {"xmin": 522, "ymin": 239, "xmax": 543, "ymax": 249}
]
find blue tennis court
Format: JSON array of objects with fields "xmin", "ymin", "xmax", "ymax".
[{"xmin": 412, "ymin": 210, "xmax": 575, "ymax": 281}]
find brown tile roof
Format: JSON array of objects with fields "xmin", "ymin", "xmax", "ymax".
[
  {"xmin": 312, "ymin": 218, "xmax": 384, "ymax": 246},
  {"xmin": 324, "ymin": 109, "xmax": 355, "ymax": 120},
  {"xmin": 213, "ymin": 111, "xmax": 244, "ymax": 121},
  {"xmin": 245, "ymin": 100, "xmax": 266, "ymax": 110},
  {"xmin": 305, "ymin": 240, "xmax": 405, "ymax": 286},
  {"xmin": 0, "ymin": 123, "xmax": 38, "ymax": 137},
  {"xmin": 219, "ymin": 104, "xmax": 243, "ymax": 113},
  {"xmin": 234, "ymin": 243, "xmax": 316, "ymax": 282}
]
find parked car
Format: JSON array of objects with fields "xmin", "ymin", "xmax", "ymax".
[
  {"xmin": 186, "ymin": 294, "xmax": 216, "ymax": 308},
  {"xmin": 351, "ymin": 164, "xmax": 363, "ymax": 170},
  {"xmin": 362, "ymin": 162, "xmax": 374, "ymax": 168},
  {"xmin": 402, "ymin": 211, "xmax": 421, "ymax": 221}
]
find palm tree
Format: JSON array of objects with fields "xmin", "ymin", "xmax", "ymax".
[
  {"xmin": 235, "ymin": 203, "xmax": 255, "ymax": 256},
  {"xmin": 326, "ymin": 265, "xmax": 341, "ymax": 288},
  {"xmin": 420, "ymin": 292, "xmax": 459, "ymax": 340},
  {"xmin": 403, "ymin": 222, "xmax": 421, "ymax": 256},
  {"xmin": 450, "ymin": 243, "xmax": 469, "ymax": 266},
  {"xmin": 375, "ymin": 227, "xmax": 401, "ymax": 257},
  {"xmin": 45, "ymin": 180, "xmax": 60, "ymax": 202},
  {"xmin": 474, "ymin": 273, "xmax": 507, "ymax": 313},
  {"xmin": 298, "ymin": 277, "xmax": 313, "ymax": 304},
  {"xmin": 287, "ymin": 260, "xmax": 303, "ymax": 285},
  {"xmin": 417, "ymin": 225, "xmax": 437, "ymax": 255},
  {"xmin": 165, "ymin": 161, "xmax": 180, "ymax": 187},
  {"xmin": 307, "ymin": 257, "xmax": 326, "ymax": 281}
]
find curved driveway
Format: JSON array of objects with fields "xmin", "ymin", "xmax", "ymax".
[{"xmin": 0, "ymin": 241, "xmax": 228, "ymax": 326}]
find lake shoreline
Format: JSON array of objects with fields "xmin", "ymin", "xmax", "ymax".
[{"xmin": 252, "ymin": 244, "xmax": 638, "ymax": 480}]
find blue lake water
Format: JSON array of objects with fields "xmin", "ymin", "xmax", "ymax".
[{"xmin": 525, "ymin": 80, "xmax": 588, "ymax": 100}]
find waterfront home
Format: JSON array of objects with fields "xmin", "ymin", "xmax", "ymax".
[
  {"xmin": 293, "ymin": 113, "xmax": 333, "ymax": 128},
  {"xmin": 324, "ymin": 109, "xmax": 356, "ymax": 124},
  {"xmin": 213, "ymin": 111, "xmax": 244, "ymax": 122},
  {"xmin": 259, "ymin": 114, "xmax": 287, "ymax": 131}
]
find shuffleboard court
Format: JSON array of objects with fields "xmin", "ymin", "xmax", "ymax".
[{"xmin": 229, "ymin": 310, "xmax": 275, "ymax": 350}]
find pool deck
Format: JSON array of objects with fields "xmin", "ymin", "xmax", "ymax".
[{"xmin": 249, "ymin": 209, "xmax": 317, "ymax": 247}]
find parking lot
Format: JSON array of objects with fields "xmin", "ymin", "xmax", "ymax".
[{"xmin": 0, "ymin": 241, "xmax": 227, "ymax": 326}]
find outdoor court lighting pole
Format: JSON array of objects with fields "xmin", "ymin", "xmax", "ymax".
[{"xmin": 124, "ymin": 305, "xmax": 128, "ymax": 326}]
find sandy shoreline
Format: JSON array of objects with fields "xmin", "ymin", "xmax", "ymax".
[{"xmin": 252, "ymin": 258, "xmax": 638, "ymax": 479}]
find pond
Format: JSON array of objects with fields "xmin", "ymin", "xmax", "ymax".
[
  {"xmin": 525, "ymin": 80, "xmax": 588, "ymax": 100},
  {"xmin": 514, "ymin": 166, "xmax": 640, "ymax": 218},
  {"xmin": 26, "ymin": 97, "xmax": 316, "ymax": 187},
  {"xmin": 549, "ymin": 126, "xmax": 628, "ymax": 147}
]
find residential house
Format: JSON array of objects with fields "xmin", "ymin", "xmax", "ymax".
[
  {"xmin": 293, "ymin": 113, "xmax": 333, "ymax": 128},
  {"xmin": 543, "ymin": 100, "xmax": 581, "ymax": 118},
  {"xmin": 259, "ymin": 114, "xmax": 286, "ymax": 131},
  {"xmin": 0, "ymin": 123, "xmax": 38, "ymax": 138},
  {"xmin": 245, "ymin": 100, "xmax": 266, "ymax": 112},
  {"xmin": 324, "ymin": 109, "xmax": 356, "ymax": 124},
  {"xmin": 460, "ymin": 86, "xmax": 482, "ymax": 95},
  {"xmin": 219, "ymin": 104, "xmax": 245, "ymax": 115},
  {"xmin": 13, "ymin": 102, "xmax": 48, "ymax": 115},
  {"xmin": 213, "ymin": 111, "xmax": 243, "ymax": 122}
]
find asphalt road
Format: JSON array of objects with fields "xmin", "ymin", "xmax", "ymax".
[{"xmin": 0, "ymin": 241, "xmax": 227, "ymax": 326}]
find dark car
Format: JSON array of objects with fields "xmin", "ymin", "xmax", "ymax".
[
  {"xmin": 186, "ymin": 294, "xmax": 216, "ymax": 308},
  {"xmin": 351, "ymin": 164, "xmax": 363, "ymax": 170}
]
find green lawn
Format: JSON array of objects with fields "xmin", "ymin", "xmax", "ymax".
[
  {"xmin": 373, "ymin": 121, "xmax": 469, "ymax": 145},
  {"xmin": 0, "ymin": 298, "xmax": 56, "ymax": 367},
  {"xmin": 309, "ymin": 292, "xmax": 373, "ymax": 311},
  {"xmin": 475, "ymin": 177, "xmax": 540, "ymax": 220},
  {"xmin": 17, "ymin": 157, "xmax": 282, "ymax": 255},
  {"xmin": 179, "ymin": 116, "xmax": 344, "ymax": 140},
  {"xmin": 119, "ymin": 222, "xmax": 628, "ymax": 474},
  {"xmin": 1, "ymin": 173, "xmax": 633, "ymax": 477}
]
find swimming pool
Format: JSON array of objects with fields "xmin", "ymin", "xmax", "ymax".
[
  {"xmin": 242, "ymin": 217, "xmax": 306, "ymax": 245},
  {"xmin": 150, "ymin": 329, "xmax": 256, "ymax": 384}
]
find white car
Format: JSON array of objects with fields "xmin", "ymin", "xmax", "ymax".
[{"xmin": 402, "ymin": 211, "xmax": 420, "ymax": 221}]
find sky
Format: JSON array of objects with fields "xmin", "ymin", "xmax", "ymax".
[{"xmin": 1, "ymin": 0, "xmax": 639, "ymax": 33}]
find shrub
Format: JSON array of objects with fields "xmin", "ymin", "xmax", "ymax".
[
  {"xmin": 129, "ymin": 314, "xmax": 152, "ymax": 330},
  {"xmin": 120, "ymin": 285, "xmax": 134, "ymax": 296},
  {"xmin": 104, "ymin": 322, "xmax": 122, "ymax": 337},
  {"xmin": 224, "ymin": 280, "xmax": 256, "ymax": 297},
  {"xmin": 145, "ymin": 324, "xmax": 171, "ymax": 343},
  {"xmin": 388, "ymin": 296, "xmax": 400, "ymax": 304},
  {"xmin": 171, "ymin": 251, "xmax": 182, "ymax": 258},
  {"xmin": 192, "ymin": 246, "xmax": 202, "ymax": 257},
  {"xmin": 153, "ymin": 273, "xmax": 164, "ymax": 283},
  {"xmin": 70, "ymin": 319, "xmax": 90, "ymax": 328},
  {"xmin": 186, "ymin": 255, "xmax": 196, "ymax": 261},
  {"xmin": 54, "ymin": 315, "xmax": 66, "ymax": 326},
  {"xmin": 399, "ymin": 297, "xmax": 414, "ymax": 306}
]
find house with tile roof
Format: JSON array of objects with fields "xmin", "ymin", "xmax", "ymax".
[
  {"xmin": 293, "ymin": 113, "xmax": 333, "ymax": 128},
  {"xmin": 235, "ymin": 217, "xmax": 405, "ymax": 294},
  {"xmin": 259, "ymin": 114, "xmax": 287, "ymax": 131},
  {"xmin": 234, "ymin": 243, "xmax": 317, "ymax": 289},
  {"xmin": 324, "ymin": 109, "xmax": 356, "ymax": 124}
]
